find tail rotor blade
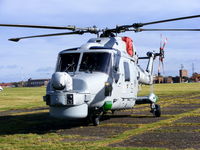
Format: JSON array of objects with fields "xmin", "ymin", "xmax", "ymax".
[
  {"xmin": 158, "ymin": 58, "xmax": 161, "ymax": 76},
  {"xmin": 158, "ymin": 35, "xmax": 167, "ymax": 75},
  {"xmin": 162, "ymin": 38, "xmax": 168, "ymax": 50},
  {"xmin": 161, "ymin": 60, "xmax": 165, "ymax": 75},
  {"xmin": 160, "ymin": 34, "xmax": 162, "ymax": 50}
]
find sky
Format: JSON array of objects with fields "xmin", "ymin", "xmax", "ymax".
[{"xmin": 0, "ymin": 0, "xmax": 200, "ymax": 82}]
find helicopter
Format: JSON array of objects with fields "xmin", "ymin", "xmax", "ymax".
[
  {"xmin": 0, "ymin": 15, "xmax": 200, "ymax": 125},
  {"xmin": 0, "ymin": 86, "xmax": 3, "ymax": 91}
]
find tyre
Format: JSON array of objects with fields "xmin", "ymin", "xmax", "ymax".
[
  {"xmin": 92, "ymin": 116, "xmax": 100, "ymax": 126},
  {"xmin": 153, "ymin": 104, "xmax": 161, "ymax": 117}
]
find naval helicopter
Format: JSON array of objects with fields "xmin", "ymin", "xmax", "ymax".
[
  {"xmin": 0, "ymin": 86, "xmax": 3, "ymax": 91},
  {"xmin": 0, "ymin": 15, "xmax": 200, "ymax": 125}
]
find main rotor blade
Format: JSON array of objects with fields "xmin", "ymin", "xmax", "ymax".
[
  {"xmin": 0, "ymin": 24, "xmax": 79, "ymax": 30},
  {"xmin": 131, "ymin": 28, "xmax": 200, "ymax": 32},
  {"xmin": 9, "ymin": 31, "xmax": 84, "ymax": 42},
  {"xmin": 141, "ymin": 15, "xmax": 200, "ymax": 27},
  {"xmin": 106, "ymin": 15, "xmax": 200, "ymax": 33}
]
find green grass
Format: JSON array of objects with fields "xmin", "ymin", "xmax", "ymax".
[
  {"xmin": 0, "ymin": 87, "xmax": 46, "ymax": 111},
  {"xmin": 0, "ymin": 83, "xmax": 200, "ymax": 150},
  {"xmin": 1, "ymin": 83, "xmax": 200, "ymax": 112},
  {"xmin": 0, "ymin": 83, "xmax": 199, "ymax": 111},
  {"xmin": 139, "ymin": 82, "xmax": 200, "ymax": 96}
]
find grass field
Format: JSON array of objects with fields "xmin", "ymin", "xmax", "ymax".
[
  {"xmin": 0, "ymin": 83, "xmax": 200, "ymax": 150},
  {"xmin": 0, "ymin": 87, "xmax": 46, "ymax": 111}
]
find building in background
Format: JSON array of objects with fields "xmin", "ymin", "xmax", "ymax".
[
  {"xmin": 179, "ymin": 69, "xmax": 189, "ymax": 83},
  {"xmin": 153, "ymin": 68, "xmax": 189, "ymax": 84},
  {"xmin": 0, "ymin": 83, "xmax": 14, "ymax": 87},
  {"xmin": 154, "ymin": 75, "xmax": 164, "ymax": 84},
  {"xmin": 154, "ymin": 76, "xmax": 173, "ymax": 84},
  {"xmin": 0, "ymin": 78, "xmax": 50, "ymax": 88},
  {"xmin": 26, "ymin": 78, "xmax": 50, "ymax": 87},
  {"xmin": 191, "ymin": 73, "xmax": 200, "ymax": 82},
  {"xmin": 164, "ymin": 76, "xmax": 173, "ymax": 83}
]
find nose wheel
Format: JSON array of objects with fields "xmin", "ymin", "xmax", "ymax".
[
  {"xmin": 89, "ymin": 108, "xmax": 103, "ymax": 126},
  {"xmin": 150, "ymin": 104, "xmax": 161, "ymax": 117},
  {"xmin": 92, "ymin": 115, "xmax": 100, "ymax": 126}
]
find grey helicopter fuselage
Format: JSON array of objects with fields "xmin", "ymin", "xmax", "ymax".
[
  {"xmin": 1, "ymin": 14, "xmax": 199, "ymax": 125},
  {"xmin": 44, "ymin": 36, "xmax": 156, "ymax": 119}
]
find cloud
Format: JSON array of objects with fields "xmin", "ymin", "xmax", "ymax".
[
  {"xmin": 1, "ymin": 0, "xmax": 200, "ymax": 15},
  {"xmin": 1, "ymin": 0, "xmax": 200, "ymax": 24},
  {"xmin": 0, "ymin": 66, "xmax": 4, "ymax": 70},
  {"xmin": 36, "ymin": 67, "xmax": 54, "ymax": 72},
  {"xmin": 0, "ymin": 65, "xmax": 19, "ymax": 70},
  {"xmin": 6, "ymin": 65, "xmax": 18, "ymax": 69}
]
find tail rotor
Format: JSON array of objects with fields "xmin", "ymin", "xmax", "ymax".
[{"xmin": 158, "ymin": 34, "xmax": 168, "ymax": 76}]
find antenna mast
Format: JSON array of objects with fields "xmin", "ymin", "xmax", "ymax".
[{"xmin": 192, "ymin": 63, "xmax": 195, "ymax": 75}]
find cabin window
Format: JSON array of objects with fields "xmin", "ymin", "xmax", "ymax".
[
  {"xmin": 79, "ymin": 52, "xmax": 111, "ymax": 74},
  {"xmin": 124, "ymin": 62, "xmax": 130, "ymax": 81},
  {"xmin": 58, "ymin": 53, "xmax": 80, "ymax": 72}
]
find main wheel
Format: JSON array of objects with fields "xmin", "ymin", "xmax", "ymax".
[{"xmin": 153, "ymin": 104, "xmax": 161, "ymax": 117}]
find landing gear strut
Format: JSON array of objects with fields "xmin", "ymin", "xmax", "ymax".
[
  {"xmin": 150, "ymin": 103, "xmax": 161, "ymax": 117},
  {"xmin": 92, "ymin": 115, "xmax": 100, "ymax": 126},
  {"xmin": 89, "ymin": 108, "xmax": 104, "ymax": 126}
]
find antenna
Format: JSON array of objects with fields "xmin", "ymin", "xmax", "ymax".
[
  {"xmin": 192, "ymin": 63, "xmax": 194, "ymax": 75},
  {"xmin": 181, "ymin": 64, "xmax": 184, "ymax": 70}
]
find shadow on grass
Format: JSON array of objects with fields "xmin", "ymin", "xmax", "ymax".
[
  {"xmin": 0, "ymin": 112, "xmax": 154, "ymax": 135},
  {"xmin": 0, "ymin": 112, "xmax": 90, "ymax": 135},
  {"xmin": 107, "ymin": 115, "xmax": 153, "ymax": 119}
]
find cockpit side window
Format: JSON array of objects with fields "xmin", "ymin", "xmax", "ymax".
[
  {"xmin": 57, "ymin": 53, "xmax": 80, "ymax": 72},
  {"xmin": 124, "ymin": 62, "xmax": 130, "ymax": 82}
]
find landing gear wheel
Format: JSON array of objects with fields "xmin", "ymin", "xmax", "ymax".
[
  {"xmin": 153, "ymin": 104, "xmax": 161, "ymax": 117},
  {"xmin": 92, "ymin": 116, "xmax": 100, "ymax": 126}
]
